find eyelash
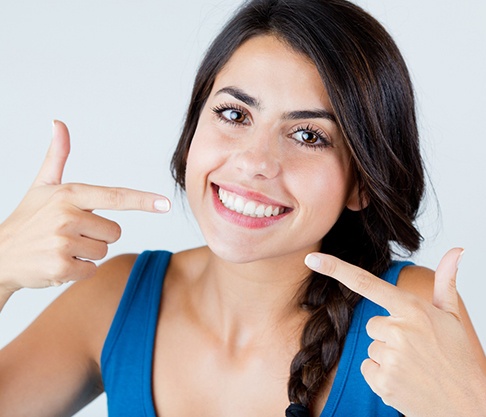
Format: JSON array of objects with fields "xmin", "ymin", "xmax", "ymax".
[
  {"xmin": 211, "ymin": 103, "xmax": 249, "ymax": 126},
  {"xmin": 289, "ymin": 124, "xmax": 332, "ymax": 150},
  {"xmin": 210, "ymin": 104, "xmax": 332, "ymax": 150}
]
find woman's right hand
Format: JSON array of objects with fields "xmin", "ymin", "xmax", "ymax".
[{"xmin": 0, "ymin": 120, "xmax": 171, "ymax": 293}]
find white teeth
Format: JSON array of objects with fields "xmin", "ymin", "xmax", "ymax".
[
  {"xmin": 220, "ymin": 190, "xmax": 228, "ymax": 204},
  {"xmin": 217, "ymin": 187, "xmax": 285, "ymax": 218},
  {"xmin": 243, "ymin": 201, "xmax": 256, "ymax": 216},
  {"xmin": 255, "ymin": 204, "xmax": 265, "ymax": 218},
  {"xmin": 234, "ymin": 197, "xmax": 245, "ymax": 213},
  {"xmin": 227, "ymin": 194, "xmax": 235, "ymax": 210}
]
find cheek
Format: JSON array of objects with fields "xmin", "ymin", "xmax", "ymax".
[
  {"xmin": 184, "ymin": 124, "xmax": 222, "ymax": 200},
  {"xmin": 293, "ymin": 158, "xmax": 354, "ymax": 215}
]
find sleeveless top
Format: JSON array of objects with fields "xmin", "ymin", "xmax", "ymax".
[{"xmin": 101, "ymin": 250, "xmax": 413, "ymax": 416}]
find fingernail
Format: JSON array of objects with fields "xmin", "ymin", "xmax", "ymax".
[
  {"xmin": 305, "ymin": 254, "xmax": 321, "ymax": 269},
  {"xmin": 154, "ymin": 198, "xmax": 171, "ymax": 212},
  {"xmin": 456, "ymin": 249, "xmax": 465, "ymax": 269}
]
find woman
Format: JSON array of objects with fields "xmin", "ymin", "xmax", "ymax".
[{"xmin": 0, "ymin": 0, "xmax": 485, "ymax": 416}]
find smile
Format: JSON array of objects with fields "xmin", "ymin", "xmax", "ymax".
[{"xmin": 217, "ymin": 187, "xmax": 286, "ymax": 218}]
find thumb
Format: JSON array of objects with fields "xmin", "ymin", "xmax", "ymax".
[
  {"xmin": 433, "ymin": 247, "xmax": 464, "ymax": 315},
  {"xmin": 33, "ymin": 120, "xmax": 71, "ymax": 186}
]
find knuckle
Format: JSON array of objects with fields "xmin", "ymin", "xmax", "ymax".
[
  {"xmin": 105, "ymin": 188, "xmax": 124, "ymax": 208},
  {"xmin": 48, "ymin": 257, "xmax": 72, "ymax": 281},
  {"xmin": 52, "ymin": 235, "xmax": 72, "ymax": 253},
  {"xmin": 111, "ymin": 222, "xmax": 122, "ymax": 241},
  {"xmin": 51, "ymin": 184, "xmax": 76, "ymax": 201},
  {"xmin": 366, "ymin": 316, "xmax": 378, "ymax": 334},
  {"xmin": 137, "ymin": 194, "xmax": 148, "ymax": 211},
  {"xmin": 386, "ymin": 321, "xmax": 406, "ymax": 344},
  {"xmin": 54, "ymin": 210, "xmax": 78, "ymax": 232},
  {"xmin": 328, "ymin": 258, "xmax": 338, "ymax": 276},
  {"xmin": 104, "ymin": 221, "xmax": 122, "ymax": 243},
  {"xmin": 323, "ymin": 256, "xmax": 338, "ymax": 276},
  {"xmin": 404, "ymin": 295, "xmax": 427, "ymax": 318},
  {"xmin": 384, "ymin": 352, "xmax": 402, "ymax": 371},
  {"xmin": 354, "ymin": 270, "xmax": 374, "ymax": 294},
  {"xmin": 95, "ymin": 243, "xmax": 109, "ymax": 260},
  {"xmin": 373, "ymin": 371, "xmax": 396, "ymax": 403},
  {"xmin": 367, "ymin": 341, "xmax": 377, "ymax": 358}
]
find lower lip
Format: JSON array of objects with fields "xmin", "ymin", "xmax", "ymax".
[{"xmin": 211, "ymin": 184, "xmax": 290, "ymax": 229}]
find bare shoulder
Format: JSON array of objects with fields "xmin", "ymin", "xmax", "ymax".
[
  {"xmin": 396, "ymin": 264, "xmax": 435, "ymax": 303},
  {"xmin": 59, "ymin": 253, "xmax": 139, "ymax": 356},
  {"xmin": 0, "ymin": 254, "xmax": 139, "ymax": 415},
  {"xmin": 8, "ymin": 253, "xmax": 140, "ymax": 360}
]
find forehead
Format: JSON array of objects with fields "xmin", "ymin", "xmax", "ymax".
[{"xmin": 212, "ymin": 35, "xmax": 332, "ymax": 109}]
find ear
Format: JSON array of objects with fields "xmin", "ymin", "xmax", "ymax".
[{"xmin": 346, "ymin": 183, "xmax": 369, "ymax": 211}]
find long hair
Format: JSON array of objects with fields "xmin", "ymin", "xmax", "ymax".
[{"xmin": 171, "ymin": 0, "xmax": 424, "ymax": 411}]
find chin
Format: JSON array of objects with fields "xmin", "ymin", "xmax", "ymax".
[{"xmin": 208, "ymin": 241, "xmax": 266, "ymax": 264}]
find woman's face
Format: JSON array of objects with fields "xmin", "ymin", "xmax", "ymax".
[{"xmin": 185, "ymin": 35, "xmax": 358, "ymax": 264}]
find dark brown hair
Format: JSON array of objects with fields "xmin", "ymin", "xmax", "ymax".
[{"xmin": 171, "ymin": 0, "xmax": 424, "ymax": 412}]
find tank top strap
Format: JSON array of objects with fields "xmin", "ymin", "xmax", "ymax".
[
  {"xmin": 320, "ymin": 260, "xmax": 413, "ymax": 416},
  {"xmin": 101, "ymin": 250, "xmax": 172, "ymax": 417}
]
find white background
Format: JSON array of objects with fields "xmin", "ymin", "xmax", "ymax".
[{"xmin": 0, "ymin": 1, "xmax": 484, "ymax": 416}]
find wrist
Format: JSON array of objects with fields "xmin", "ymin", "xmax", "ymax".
[
  {"xmin": 0, "ymin": 223, "xmax": 20, "ymax": 296},
  {"xmin": 0, "ymin": 286, "xmax": 15, "ymax": 312}
]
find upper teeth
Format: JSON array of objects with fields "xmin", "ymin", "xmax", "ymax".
[{"xmin": 218, "ymin": 188, "xmax": 285, "ymax": 218}]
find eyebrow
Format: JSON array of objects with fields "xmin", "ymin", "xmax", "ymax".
[
  {"xmin": 283, "ymin": 109, "xmax": 336, "ymax": 123},
  {"xmin": 215, "ymin": 86, "xmax": 336, "ymax": 123},
  {"xmin": 216, "ymin": 86, "xmax": 262, "ymax": 110}
]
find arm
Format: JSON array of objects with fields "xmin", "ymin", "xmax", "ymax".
[
  {"xmin": 0, "ymin": 254, "xmax": 137, "ymax": 417},
  {"xmin": 0, "ymin": 120, "xmax": 170, "ymax": 415}
]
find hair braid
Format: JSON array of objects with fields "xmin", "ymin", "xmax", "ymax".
[{"xmin": 288, "ymin": 273, "xmax": 359, "ymax": 407}]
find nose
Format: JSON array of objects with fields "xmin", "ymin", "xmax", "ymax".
[{"xmin": 233, "ymin": 134, "xmax": 281, "ymax": 180}]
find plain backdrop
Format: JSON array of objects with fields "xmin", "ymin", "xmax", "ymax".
[{"xmin": 0, "ymin": 1, "xmax": 485, "ymax": 416}]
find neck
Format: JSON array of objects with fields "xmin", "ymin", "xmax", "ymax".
[{"xmin": 189, "ymin": 247, "xmax": 312, "ymax": 350}]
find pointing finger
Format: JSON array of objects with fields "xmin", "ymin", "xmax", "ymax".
[
  {"xmin": 304, "ymin": 253, "xmax": 411, "ymax": 315},
  {"xmin": 53, "ymin": 183, "xmax": 171, "ymax": 213},
  {"xmin": 432, "ymin": 247, "xmax": 464, "ymax": 316},
  {"xmin": 34, "ymin": 120, "xmax": 71, "ymax": 186}
]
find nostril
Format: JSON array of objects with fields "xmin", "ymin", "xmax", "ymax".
[{"xmin": 235, "ymin": 149, "xmax": 280, "ymax": 179}]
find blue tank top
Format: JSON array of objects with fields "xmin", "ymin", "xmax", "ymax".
[{"xmin": 101, "ymin": 250, "xmax": 412, "ymax": 416}]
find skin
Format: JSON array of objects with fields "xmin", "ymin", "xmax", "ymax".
[{"xmin": 0, "ymin": 36, "xmax": 485, "ymax": 417}]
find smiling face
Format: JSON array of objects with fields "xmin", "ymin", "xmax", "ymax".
[{"xmin": 185, "ymin": 35, "xmax": 359, "ymax": 264}]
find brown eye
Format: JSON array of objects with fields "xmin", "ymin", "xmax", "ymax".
[
  {"xmin": 211, "ymin": 104, "xmax": 250, "ymax": 126},
  {"xmin": 222, "ymin": 109, "xmax": 246, "ymax": 123},
  {"xmin": 300, "ymin": 131, "xmax": 318, "ymax": 143},
  {"xmin": 289, "ymin": 126, "xmax": 332, "ymax": 150}
]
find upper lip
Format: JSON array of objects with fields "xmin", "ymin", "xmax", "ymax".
[{"xmin": 212, "ymin": 182, "xmax": 291, "ymax": 209}]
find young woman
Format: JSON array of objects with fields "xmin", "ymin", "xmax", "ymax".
[{"xmin": 0, "ymin": 0, "xmax": 485, "ymax": 416}]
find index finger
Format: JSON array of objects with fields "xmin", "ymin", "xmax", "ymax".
[
  {"xmin": 304, "ymin": 253, "xmax": 410, "ymax": 315},
  {"xmin": 56, "ymin": 183, "xmax": 171, "ymax": 213}
]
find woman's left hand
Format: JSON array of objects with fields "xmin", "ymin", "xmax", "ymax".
[{"xmin": 304, "ymin": 248, "xmax": 486, "ymax": 417}]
